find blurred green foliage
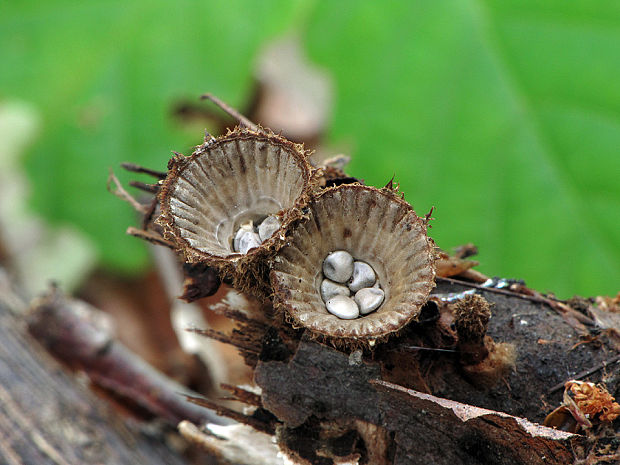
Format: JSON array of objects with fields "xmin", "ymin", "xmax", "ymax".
[{"xmin": 1, "ymin": 0, "xmax": 619, "ymax": 298}]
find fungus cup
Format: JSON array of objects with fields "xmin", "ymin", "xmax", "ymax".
[
  {"xmin": 271, "ymin": 184, "xmax": 436, "ymax": 346},
  {"xmin": 157, "ymin": 127, "xmax": 315, "ymax": 297}
]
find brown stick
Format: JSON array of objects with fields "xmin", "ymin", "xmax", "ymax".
[
  {"xmin": 436, "ymin": 276, "xmax": 548, "ymax": 304},
  {"xmin": 188, "ymin": 328, "xmax": 260, "ymax": 354},
  {"xmin": 547, "ymin": 354, "xmax": 620, "ymax": 394},
  {"xmin": 107, "ymin": 171, "xmax": 148, "ymax": 214},
  {"xmin": 129, "ymin": 180, "xmax": 160, "ymax": 194},
  {"xmin": 126, "ymin": 227, "xmax": 174, "ymax": 248},
  {"xmin": 0, "ymin": 274, "xmax": 189, "ymax": 464},
  {"xmin": 436, "ymin": 276, "xmax": 594, "ymax": 331},
  {"xmin": 220, "ymin": 383, "xmax": 263, "ymax": 407},
  {"xmin": 200, "ymin": 93, "xmax": 259, "ymax": 132},
  {"xmin": 185, "ymin": 395, "xmax": 274, "ymax": 434},
  {"xmin": 120, "ymin": 162, "xmax": 167, "ymax": 179},
  {"xmin": 27, "ymin": 287, "xmax": 229, "ymax": 427}
]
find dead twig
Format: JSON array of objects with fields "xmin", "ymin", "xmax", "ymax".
[
  {"xmin": 107, "ymin": 171, "xmax": 148, "ymax": 214},
  {"xmin": 185, "ymin": 395, "xmax": 274, "ymax": 434},
  {"xmin": 126, "ymin": 227, "xmax": 173, "ymax": 248},
  {"xmin": 0, "ymin": 275, "xmax": 189, "ymax": 465},
  {"xmin": 120, "ymin": 162, "xmax": 166, "ymax": 179},
  {"xmin": 200, "ymin": 93, "xmax": 259, "ymax": 132},
  {"xmin": 219, "ymin": 384, "xmax": 262, "ymax": 407},
  {"xmin": 27, "ymin": 287, "xmax": 229, "ymax": 427},
  {"xmin": 129, "ymin": 180, "xmax": 160, "ymax": 194},
  {"xmin": 436, "ymin": 276, "xmax": 594, "ymax": 332},
  {"xmin": 187, "ymin": 328, "xmax": 260, "ymax": 354},
  {"xmin": 437, "ymin": 276, "xmax": 547, "ymax": 303},
  {"xmin": 548, "ymin": 354, "xmax": 620, "ymax": 394}
]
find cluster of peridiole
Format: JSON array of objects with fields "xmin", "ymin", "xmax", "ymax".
[
  {"xmin": 233, "ymin": 215, "xmax": 281, "ymax": 254},
  {"xmin": 321, "ymin": 250, "xmax": 385, "ymax": 319}
]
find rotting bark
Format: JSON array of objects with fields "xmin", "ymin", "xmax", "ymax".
[
  {"xmin": 0, "ymin": 275, "xmax": 191, "ymax": 465},
  {"xmin": 422, "ymin": 281, "xmax": 619, "ymax": 422},
  {"xmin": 243, "ymin": 280, "xmax": 618, "ymax": 464},
  {"xmin": 254, "ymin": 338, "xmax": 578, "ymax": 465},
  {"xmin": 143, "ymin": 272, "xmax": 618, "ymax": 464},
  {"xmin": 8, "ymin": 268, "xmax": 618, "ymax": 464}
]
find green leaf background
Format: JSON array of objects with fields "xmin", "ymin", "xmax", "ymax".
[{"xmin": 2, "ymin": 0, "xmax": 619, "ymax": 298}]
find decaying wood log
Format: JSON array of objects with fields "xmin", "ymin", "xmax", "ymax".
[
  {"xmin": 6, "ymin": 265, "xmax": 618, "ymax": 464},
  {"xmin": 244, "ymin": 281, "xmax": 618, "ymax": 464},
  {"xmin": 255, "ymin": 338, "xmax": 577, "ymax": 465}
]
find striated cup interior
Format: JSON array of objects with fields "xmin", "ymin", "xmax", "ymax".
[
  {"xmin": 271, "ymin": 184, "xmax": 436, "ymax": 343},
  {"xmin": 160, "ymin": 130, "xmax": 311, "ymax": 260}
]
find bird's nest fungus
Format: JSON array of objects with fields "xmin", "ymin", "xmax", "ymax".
[{"xmin": 125, "ymin": 107, "xmax": 436, "ymax": 347}]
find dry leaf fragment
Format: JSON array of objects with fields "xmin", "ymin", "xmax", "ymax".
[{"xmin": 566, "ymin": 380, "xmax": 620, "ymax": 424}]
